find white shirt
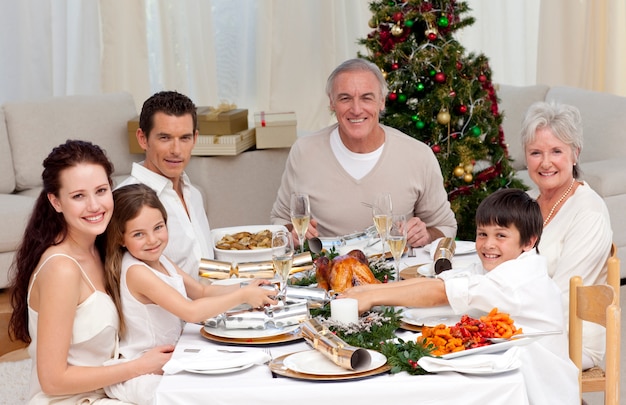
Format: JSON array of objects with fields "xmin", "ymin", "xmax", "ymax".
[
  {"xmin": 440, "ymin": 251, "xmax": 579, "ymax": 404},
  {"xmin": 529, "ymin": 182, "xmax": 612, "ymax": 367},
  {"xmin": 329, "ymin": 127, "xmax": 383, "ymax": 180},
  {"xmin": 117, "ymin": 162, "xmax": 213, "ymax": 279}
]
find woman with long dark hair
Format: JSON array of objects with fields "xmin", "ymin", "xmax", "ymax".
[{"xmin": 9, "ymin": 140, "xmax": 172, "ymax": 404}]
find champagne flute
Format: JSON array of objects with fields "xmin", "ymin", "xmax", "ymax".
[
  {"xmin": 388, "ymin": 214, "xmax": 407, "ymax": 281},
  {"xmin": 372, "ymin": 192, "xmax": 392, "ymax": 258},
  {"xmin": 271, "ymin": 230, "xmax": 294, "ymax": 299},
  {"xmin": 290, "ymin": 193, "xmax": 311, "ymax": 253}
]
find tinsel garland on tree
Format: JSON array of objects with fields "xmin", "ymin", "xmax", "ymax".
[{"xmin": 358, "ymin": 0, "xmax": 526, "ymax": 240}]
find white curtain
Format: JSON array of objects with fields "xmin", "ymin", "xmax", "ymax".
[
  {"xmin": 537, "ymin": 0, "xmax": 626, "ymax": 96},
  {"xmin": 458, "ymin": 0, "xmax": 540, "ymax": 87},
  {"xmin": 0, "ymin": 0, "xmax": 101, "ymax": 102},
  {"xmin": 1, "ymin": 0, "xmax": 624, "ymax": 128}
]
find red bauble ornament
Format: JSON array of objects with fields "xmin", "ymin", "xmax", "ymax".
[
  {"xmin": 434, "ymin": 72, "xmax": 446, "ymax": 83},
  {"xmin": 449, "ymin": 90, "xmax": 456, "ymax": 98},
  {"xmin": 427, "ymin": 32, "xmax": 437, "ymax": 41},
  {"xmin": 456, "ymin": 61, "xmax": 463, "ymax": 70},
  {"xmin": 458, "ymin": 105, "xmax": 467, "ymax": 114},
  {"xmin": 432, "ymin": 145, "xmax": 441, "ymax": 153},
  {"xmin": 391, "ymin": 63, "xmax": 399, "ymax": 70},
  {"xmin": 478, "ymin": 74, "xmax": 487, "ymax": 82},
  {"xmin": 388, "ymin": 93, "xmax": 398, "ymax": 101},
  {"xmin": 393, "ymin": 12, "xmax": 403, "ymax": 22}
]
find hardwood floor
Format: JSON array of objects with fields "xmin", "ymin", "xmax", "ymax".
[{"xmin": 0, "ymin": 288, "xmax": 29, "ymax": 360}]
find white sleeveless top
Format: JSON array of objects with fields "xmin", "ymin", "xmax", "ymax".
[
  {"xmin": 27, "ymin": 253, "xmax": 119, "ymax": 404},
  {"xmin": 118, "ymin": 252, "xmax": 186, "ymax": 360}
]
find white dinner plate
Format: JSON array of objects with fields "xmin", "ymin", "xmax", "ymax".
[
  {"xmin": 402, "ymin": 307, "xmax": 462, "ymax": 328},
  {"xmin": 425, "ymin": 240, "xmax": 476, "ymax": 256},
  {"xmin": 283, "ymin": 349, "xmax": 387, "ymax": 376},
  {"xmin": 185, "ymin": 362, "xmax": 255, "ymax": 375},
  {"xmin": 438, "ymin": 337, "xmax": 535, "ymax": 359},
  {"xmin": 417, "ymin": 262, "xmax": 435, "ymax": 277},
  {"xmin": 203, "ymin": 323, "xmax": 299, "ymax": 339}
]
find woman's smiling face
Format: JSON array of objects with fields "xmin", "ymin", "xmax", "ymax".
[{"xmin": 525, "ymin": 127, "xmax": 578, "ymax": 193}]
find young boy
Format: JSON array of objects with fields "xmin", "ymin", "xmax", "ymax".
[{"xmin": 342, "ymin": 188, "xmax": 579, "ymax": 404}]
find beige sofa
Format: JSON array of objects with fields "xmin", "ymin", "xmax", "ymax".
[{"xmin": 1, "ymin": 86, "xmax": 624, "ymax": 288}]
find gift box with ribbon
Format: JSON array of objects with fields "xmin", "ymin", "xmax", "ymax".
[
  {"xmin": 254, "ymin": 111, "xmax": 297, "ymax": 149},
  {"xmin": 197, "ymin": 104, "xmax": 249, "ymax": 135},
  {"xmin": 126, "ymin": 103, "xmax": 250, "ymax": 154}
]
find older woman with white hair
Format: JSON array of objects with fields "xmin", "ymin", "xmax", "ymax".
[{"xmin": 521, "ymin": 101, "xmax": 613, "ymax": 370}]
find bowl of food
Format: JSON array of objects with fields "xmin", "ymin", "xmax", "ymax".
[{"xmin": 211, "ymin": 224, "xmax": 289, "ymax": 263}]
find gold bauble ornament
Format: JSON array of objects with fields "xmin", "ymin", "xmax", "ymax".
[
  {"xmin": 464, "ymin": 164, "xmax": 474, "ymax": 173},
  {"xmin": 391, "ymin": 24, "xmax": 404, "ymax": 36},
  {"xmin": 368, "ymin": 18, "xmax": 378, "ymax": 28},
  {"xmin": 453, "ymin": 166, "xmax": 465, "ymax": 177},
  {"xmin": 464, "ymin": 173, "xmax": 473, "ymax": 183},
  {"xmin": 381, "ymin": 70, "xmax": 388, "ymax": 79},
  {"xmin": 437, "ymin": 108, "xmax": 451, "ymax": 125}
]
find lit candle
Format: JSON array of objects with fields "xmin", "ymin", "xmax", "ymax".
[{"xmin": 330, "ymin": 298, "xmax": 359, "ymax": 325}]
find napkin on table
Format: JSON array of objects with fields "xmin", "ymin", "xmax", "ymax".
[
  {"xmin": 163, "ymin": 347, "xmax": 270, "ymax": 374},
  {"xmin": 418, "ymin": 346, "xmax": 521, "ymax": 374}
]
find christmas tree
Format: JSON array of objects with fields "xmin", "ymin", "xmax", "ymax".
[{"xmin": 359, "ymin": 0, "xmax": 526, "ymax": 240}]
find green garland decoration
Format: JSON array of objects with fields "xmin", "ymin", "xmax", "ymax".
[{"xmin": 311, "ymin": 305, "xmax": 435, "ymax": 375}]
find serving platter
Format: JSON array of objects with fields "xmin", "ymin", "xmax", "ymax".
[
  {"xmin": 200, "ymin": 325, "xmax": 302, "ymax": 346},
  {"xmin": 438, "ymin": 336, "xmax": 535, "ymax": 359},
  {"xmin": 269, "ymin": 351, "xmax": 391, "ymax": 381}
]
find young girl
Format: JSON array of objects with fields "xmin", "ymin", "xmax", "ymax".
[
  {"xmin": 9, "ymin": 140, "xmax": 171, "ymax": 404},
  {"xmin": 103, "ymin": 183, "xmax": 277, "ymax": 404}
]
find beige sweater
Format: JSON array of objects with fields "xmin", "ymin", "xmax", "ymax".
[{"xmin": 271, "ymin": 123, "xmax": 457, "ymax": 239}]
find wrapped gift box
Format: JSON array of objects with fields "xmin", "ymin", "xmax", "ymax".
[
  {"xmin": 254, "ymin": 111, "xmax": 297, "ymax": 149},
  {"xmin": 127, "ymin": 113, "xmax": 253, "ymax": 155},
  {"xmin": 192, "ymin": 128, "xmax": 256, "ymax": 156},
  {"xmin": 197, "ymin": 107, "xmax": 248, "ymax": 135},
  {"xmin": 127, "ymin": 116, "xmax": 142, "ymax": 154}
]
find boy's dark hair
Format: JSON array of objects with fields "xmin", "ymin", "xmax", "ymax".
[
  {"xmin": 139, "ymin": 91, "xmax": 197, "ymax": 138},
  {"xmin": 475, "ymin": 188, "xmax": 542, "ymax": 250}
]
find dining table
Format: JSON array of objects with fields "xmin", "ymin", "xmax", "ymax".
[{"xmin": 154, "ymin": 245, "xmax": 531, "ymax": 405}]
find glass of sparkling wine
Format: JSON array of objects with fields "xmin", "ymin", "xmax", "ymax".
[
  {"xmin": 372, "ymin": 192, "xmax": 392, "ymax": 258},
  {"xmin": 290, "ymin": 193, "xmax": 311, "ymax": 253},
  {"xmin": 271, "ymin": 230, "xmax": 294, "ymax": 299},
  {"xmin": 388, "ymin": 214, "xmax": 407, "ymax": 281}
]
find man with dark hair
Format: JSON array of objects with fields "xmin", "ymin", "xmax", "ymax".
[{"xmin": 118, "ymin": 91, "xmax": 212, "ymax": 279}]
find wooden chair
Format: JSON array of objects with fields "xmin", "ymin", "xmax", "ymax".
[{"xmin": 569, "ymin": 275, "xmax": 621, "ymax": 405}]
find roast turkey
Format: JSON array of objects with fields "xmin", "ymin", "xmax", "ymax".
[{"xmin": 314, "ymin": 249, "xmax": 381, "ymax": 292}]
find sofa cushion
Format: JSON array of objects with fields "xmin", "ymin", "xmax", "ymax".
[
  {"xmin": 546, "ymin": 86, "xmax": 626, "ymax": 164},
  {"xmin": 579, "ymin": 158, "xmax": 626, "ymax": 198},
  {"xmin": 0, "ymin": 109, "xmax": 16, "ymax": 194},
  {"xmin": 0, "ymin": 194, "xmax": 36, "ymax": 252},
  {"xmin": 3, "ymin": 92, "xmax": 139, "ymax": 192},
  {"xmin": 497, "ymin": 84, "xmax": 550, "ymax": 171}
]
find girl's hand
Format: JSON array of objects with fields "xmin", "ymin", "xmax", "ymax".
[
  {"xmin": 242, "ymin": 282, "xmax": 279, "ymax": 308},
  {"xmin": 135, "ymin": 345, "xmax": 174, "ymax": 376}
]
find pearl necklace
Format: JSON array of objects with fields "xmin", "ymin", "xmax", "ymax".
[{"xmin": 541, "ymin": 178, "xmax": 575, "ymax": 227}]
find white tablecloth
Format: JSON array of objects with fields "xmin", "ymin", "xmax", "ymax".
[{"xmin": 155, "ymin": 248, "xmax": 529, "ymax": 405}]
